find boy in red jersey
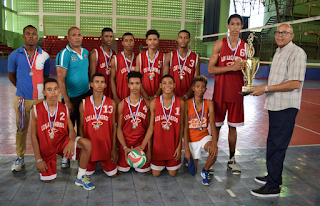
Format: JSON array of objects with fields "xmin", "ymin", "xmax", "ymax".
[
  {"xmin": 111, "ymin": 33, "xmax": 136, "ymax": 104},
  {"xmin": 117, "ymin": 71, "xmax": 151, "ymax": 174},
  {"xmin": 138, "ymin": 74, "xmax": 184, "ymax": 177},
  {"xmin": 79, "ymin": 73, "xmax": 118, "ymax": 177},
  {"xmin": 184, "ymin": 75, "xmax": 218, "ymax": 185},
  {"xmin": 31, "ymin": 78, "xmax": 95, "ymax": 190},
  {"xmin": 207, "ymin": 14, "xmax": 248, "ymax": 174},
  {"xmin": 163, "ymin": 30, "xmax": 200, "ymax": 101},
  {"xmin": 89, "ymin": 28, "xmax": 116, "ymax": 98},
  {"xmin": 135, "ymin": 30, "xmax": 164, "ymax": 100}
]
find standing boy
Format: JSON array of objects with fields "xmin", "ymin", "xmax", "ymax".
[
  {"xmin": 117, "ymin": 71, "xmax": 151, "ymax": 174},
  {"xmin": 31, "ymin": 78, "xmax": 95, "ymax": 190},
  {"xmin": 79, "ymin": 73, "xmax": 118, "ymax": 177},
  {"xmin": 184, "ymin": 75, "xmax": 218, "ymax": 185},
  {"xmin": 138, "ymin": 75, "xmax": 184, "ymax": 177}
]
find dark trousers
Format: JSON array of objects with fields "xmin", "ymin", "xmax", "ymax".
[
  {"xmin": 63, "ymin": 90, "xmax": 91, "ymax": 135},
  {"xmin": 266, "ymin": 108, "xmax": 298, "ymax": 189}
]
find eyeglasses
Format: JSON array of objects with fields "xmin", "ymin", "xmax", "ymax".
[{"xmin": 274, "ymin": 31, "xmax": 292, "ymax": 36}]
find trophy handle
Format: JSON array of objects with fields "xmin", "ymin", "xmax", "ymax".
[
  {"xmin": 241, "ymin": 60, "xmax": 247, "ymax": 81},
  {"xmin": 252, "ymin": 59, "xmax": 260, "ymax": 79}
]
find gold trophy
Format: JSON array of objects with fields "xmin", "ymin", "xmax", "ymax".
[{"xmin": 241, "ymin": 32, "xmax": 260, "ymax": 94}]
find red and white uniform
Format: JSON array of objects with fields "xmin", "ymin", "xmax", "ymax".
[
  {"xmin": 139, "ymin": 51, "xmax": 165, "ymax": 96},
  {"xmin": 151, "ymin": 95, "xmax": 182, "ymax": 171},
  {"xmin": 118, "ymin": 97, "xmax": 150, "ymax": 172},
  {"xmin": 34, "ymin": 101, "xmax": 80, "ymax": 181},
  {"xmin": 83, "ymin": 95, "xmax": 117, "ymax": 176},
  {"xmin": 170, "ymin": 50, "xmax": 198, "ymax": 97},
  {"xmin": 213, "ymin": 37, "xmax": 246, "ymax": 127},
  {"xmin": 94, "ymin": 46, "xmax": 116, "ymax": 98},
  {"xmin": 114, "ymin": 52, "xmax": 136, "ymax": 100}
]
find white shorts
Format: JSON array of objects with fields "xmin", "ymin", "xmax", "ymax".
[{"xmin": 189, "ymin": 135, "xmax": 212, "ymax": 160}]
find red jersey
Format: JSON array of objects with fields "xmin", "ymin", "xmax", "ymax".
[
  {"xmin": 170, "ymin": 50, "xmax": 198, "ymax": 97},
  {"xmin": 213, "ymin": 37, "xmax": 247, "ymax": 103},
  {"xmin": 94, "ymin": 46, "xmax": 116, "ymax": 98},
  {"xmin": 153, "ymin": 95, "xmax": 181, "ymax": 160},
  {"xmin": 139, "ymin": 51, "xmax": 165, "ymax": 96},
  {"xmin": 122, "ymin": 97, "xmax": 148, "ymax": 145},
  {"xmin": 83, "ymin": 95, "xmax": 113, "ymax": 162},
  {"xmin": 114, "ymin": 51, "xmax": 136, "ymax": 100},
  {"xmin": 34, "ymin": 101, "xmax": 68, "ymax": 159}
]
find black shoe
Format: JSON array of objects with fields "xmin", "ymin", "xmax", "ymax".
[
  {"xmin": 254, "ymin": 176, "xmax": 282, "ymax": 187},
  {"xmin": 251, "ymin": 186, "xmax": 280, "ymax": 197}
]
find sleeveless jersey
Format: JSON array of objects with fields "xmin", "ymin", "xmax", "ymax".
[
  {"xmin": 94, "ymin": 46, "xmax": 116, "ymax": 98},
  {"xmin": 213, "ymin": 37, "xmax": 246, "ymax": 103},
  {"xmin": 170, "ymin": 50, "xmax": 198, "ymax": 97},
  {"xmin": 83, "ymin": 95, "xmax": 113, "ymax": 162},
  {"xmin": 153, "ymin": 95, "xmax": 181, "ymax": 160},
  {"xmin": 34, "ymin": 101, "xmax": 68, "ymax": 158},
  {"xmin": 140, "ymin": 51, "xmax": 165, "ymax": 96},
  {"xmin": 114, "ymin": 52, "xmax": 136, "ymax": 100},
  {"xmin": 186, "ymin": 99, "xmax": 210, "ymax": 142},
  {"xmin": 122, "ymin": 97, "xmax": 148, "ymax": 145}
]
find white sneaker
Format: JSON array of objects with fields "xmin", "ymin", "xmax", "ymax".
[
  {"xmin": 12, "ymin": 157, "xmax": 24, "ymax": 172},
  {"xmin": 61, "ymin": 157, "xmax": 70, "ymax": 168},
  {"xmin": 209, "ymin": 165, "xmax": 214, "ymax": 174},
  {"xmin": 227, "ymin": 156, "xmax": 241, "ymax": 174}
]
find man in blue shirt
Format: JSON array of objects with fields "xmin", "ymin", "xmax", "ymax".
[
  {"xmin": 8, "ymin": 25, "xmax": 50, "ymax": 172},
  {"xmin": 56, "ymin": 27, "xmax": 90, "ymax": 168}
]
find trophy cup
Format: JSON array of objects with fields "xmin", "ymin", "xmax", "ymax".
[{"xmin": 241, "ymin": 32, "xmax": 260, "ymax": 94}]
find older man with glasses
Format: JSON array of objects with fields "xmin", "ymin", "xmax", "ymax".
[{"xmin": 249, "ymin": 24, "xmax": 307, "ymax": 197}]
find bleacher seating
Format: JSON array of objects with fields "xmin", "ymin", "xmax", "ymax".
[
  {"xmin": 43, "ymin": 36, "xmax": 178, "ymax": 58},
  {"xmin": 0, "ymin": 42, "xmax": 14, "ymax": 56}
]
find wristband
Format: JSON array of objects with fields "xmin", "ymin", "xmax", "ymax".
[
  {"xmin": 123, "ymin": 146, "xmax": 127, "ymax": 150},
  {"xmin": 36, "ymin": 159, "xmax": 43, "ymax": 163},
  {"xmin": 265, "ymin": 86, "xmax": 269, "ymax": 94},
  {"xmin": 184, "ymin": 95, "xmax": 188, "ymax": 100}
]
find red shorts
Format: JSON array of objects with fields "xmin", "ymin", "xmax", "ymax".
[
  {"xmin": 214, "ymin": 101, "xmax": 244, "ymax": 127},
  {"xmin": 86, "ymin": 160, "xmax": 117, "ymax": 176},
  {"xmin": 39, "ymin": 136, "xmax": 81, "ymax": 181},
  {"xmin": 117, "ymin": 142, "xmax": 151, "ymax": 173},
  {"xmin": 150, "ymin": 159, "xmax": 182, "ymax": 171}
]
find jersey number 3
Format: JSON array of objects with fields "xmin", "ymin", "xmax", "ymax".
[{"xmin": 103, "ymin": 105, "xmax": 113, "ymax": 114}]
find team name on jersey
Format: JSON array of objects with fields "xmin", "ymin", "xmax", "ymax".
[
  {"xmin": 121, "ymin": 67, "xmax": 135, "ymax": 74},
  {"xmin": 155, "ymin": 115, "xmax": 178, "ymax": 123},
  {"xmin": 100, "ymin": 62, "xmax": 108, "ymax": 69},
  {"xmin": 142, "ymin": 67, "xmax": 161, "ymax": 74},
  {"xmin": 172, "ymin": 65, "xmax": 192, "ymax": 74},
  {"xmin": 41, "ymin": 121, "xmax": 65, "ymax": 131},
  {"xmin": 188, "ymin": 112, "xmax": 208, "ymax": 121},
  {"xmin": 85, "ymin": 114, "xmax": 110, "ymax": 122},
  {"xmin": 124, "ymin": 111, "xmax": 146, "ymax": 121}
]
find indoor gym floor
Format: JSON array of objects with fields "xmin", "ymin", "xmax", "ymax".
[{"xmin": 0, "ymin": 74, "xmax": 319, "ymax": 206}]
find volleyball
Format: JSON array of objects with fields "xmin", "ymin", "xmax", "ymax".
[{"xmin": 127, "ymin": 149, "xmax": 146, "ymax": 168}]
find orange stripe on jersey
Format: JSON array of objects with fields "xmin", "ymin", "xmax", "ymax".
[{"xmin": 187, "ymin": 99, "xmax": 209, "ymax": 142}]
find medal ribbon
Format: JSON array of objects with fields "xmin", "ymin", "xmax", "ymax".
[
  {"xmin": 24, "ymin": 48, "xmax": 38, "ymax": 73},
  {"xmin": 147, "ymin": 50, "xmax": 159, "ymax": 75},
  {"xmin": 192, "ymin": 98, "xmax": 204, "ymax": 128},
  {"xmin": 101, "ymin": 46, "xmax": 112, "ymax": 67},
  {"xmin": 92, "ymin": 95, "xmax": 105, "ymax": 122},
  {"xmin": 160, "ymin": 95, "xmax": 174, "ymax": 125},
  {"xmin": 128, "ymin": 96, "xmax": 142, "ymax": 124},
  {"xmin": 45, "ymin": 100, "xmax": 58, "ymax": 133},
  {"xmin": 177, "ymin": 49, "xmax": 190, "ymax": 77},
  {"xmin": 121, "ymin": 51, "xmax": 134, "ymax": 73},
  {"xmin": 227, "ymin": 37, "xmax": 240, "ymax": 61}
]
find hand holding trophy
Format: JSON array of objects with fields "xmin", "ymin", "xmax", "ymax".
[{"xmin": 241, "ymin": 32, "xmax": 260, "ymax": 95}]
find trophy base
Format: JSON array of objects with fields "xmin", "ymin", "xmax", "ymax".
[{"xmin": 241, "ymin": 86, "xmax": 255, "ymax": 95}]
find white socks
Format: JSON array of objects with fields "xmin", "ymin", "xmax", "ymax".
[{"xmin": 77, "ymin": 167, "xmax": 86, "ymax": 179}]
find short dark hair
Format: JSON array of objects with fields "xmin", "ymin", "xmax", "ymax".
[
  {"xmin": 127, "ymin": 71, "xmax": 143, "ymax": 83},
  {"xmin": 44, "ymin": 78, "xmax": 58, "ymax": 89},
  {"xmin": 193, "ymin": 75, "xmax": 208, "ymax": 86},
  {"xmin": 161, "ymin": 74, "xmax": 175, "ymax": 83},
  {"xmin": 23, "ymin": 25, "xmax": 37, "ymax": 33},
  {"xmin": 122, "ymin": 32, "xmax": 134, "ymax": 40},
  {"xmin": 68, "ymin": 27, "xmax": 80, "ymax": 36},
  {"xmin": 227, "ymin": 14, "xmax": 243, "ymax": 25},
  {"xmin": 146, "ymin": 29, "xmax": 160, "ymax": 39},
  {"xmin": 102, "ymin": 27, "xmax": 113, "ymax": 36},
  {"xmin": 178, "ymin": 30, "xmax": 190, "ymax": 38},
  {"xmin": 91, "ymin": 73, "xmax": 105, "ymax": 82}
]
